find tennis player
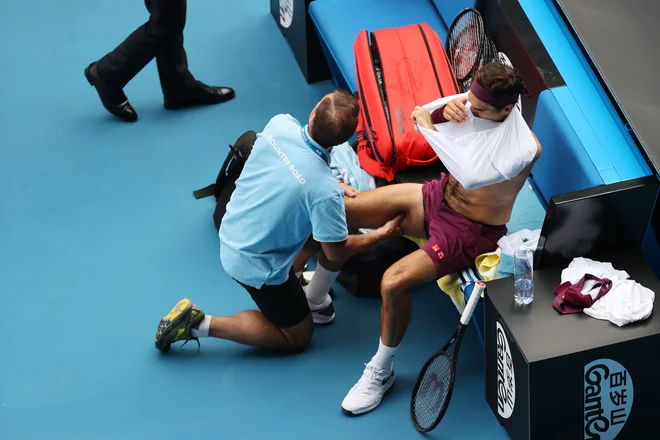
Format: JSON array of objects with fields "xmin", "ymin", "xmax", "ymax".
[
  {"xmin": 328, "ymin": 63, "xmax": 543, "ymax": 415},
  {"xmin": 153, "ymin": 89, "xmax": 404, "ymax": 353}
]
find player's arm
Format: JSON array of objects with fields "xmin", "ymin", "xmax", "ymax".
[
  {"xmin": 531, "ymin": 131, "xmax": 542, "ymax": 161},
  {"xmin": 412, "ymin": 98, "xmax": 469, "ymax": 131},
  {"xmin": 518, "ymin": 131, "xmax": 542, "ymax": 176}
]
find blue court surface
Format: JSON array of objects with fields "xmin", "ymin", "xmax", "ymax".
[{"xmin": 0, "ymin": 1, "xmax": 543, "ymax": 438}]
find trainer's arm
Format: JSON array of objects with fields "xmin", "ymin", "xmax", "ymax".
[
  {"xmin": 320, "ymin": 215, "xmax": 404, "ymax": 262},
  {"xmin": 309, "ymin": 193, "xmax": 404, "ymax": 262}
]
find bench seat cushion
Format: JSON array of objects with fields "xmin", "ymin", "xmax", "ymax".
[{"xmin": 309, "ymin": 0, "xmax": 449, "ymax": 92}]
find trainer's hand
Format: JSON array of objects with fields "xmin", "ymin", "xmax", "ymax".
[
  {"xmin": 340, "ymin": 182, "xmax": 359, "ymax": 198},
  {"xmin": 376, "ymin": 213, "xmax": 405, "ymax": 238},
  {"xmin": 411, "ymin": 106, "xmax": 434, "ymax": 130},
  {"xmin": 443, "ymin": 98, "xmax": 469, "ymax": 123}
]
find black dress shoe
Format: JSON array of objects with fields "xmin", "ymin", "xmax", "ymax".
[
  {"xmin": 164, "ymin": 81, "xmax": 236, "ymax": 110},
  {"xmin": 84, "ymin": 63, "xmax": 137, "ymax": 122}
]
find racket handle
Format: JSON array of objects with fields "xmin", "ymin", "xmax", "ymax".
[{"xmin": 460, "ymin": 281, "xmax": 485, "ymax": 325}]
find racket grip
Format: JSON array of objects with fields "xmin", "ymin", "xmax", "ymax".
[{"xmin": 460, "ymin": 281, "xmax": 485, "ymax": 325}]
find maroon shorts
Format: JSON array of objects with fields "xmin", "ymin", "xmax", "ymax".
[{"xmin": 421, "ymin": 173, "xmax": 507, "ymax": 278}]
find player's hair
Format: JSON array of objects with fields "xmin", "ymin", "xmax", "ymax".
[{"xmin": 476, "ymin": 62, "xmax": 525, "ymax": 110}]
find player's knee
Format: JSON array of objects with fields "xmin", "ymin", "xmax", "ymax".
[{"xmin": 381, "ymin": 267, "xmax": 408, "ymax": 302}]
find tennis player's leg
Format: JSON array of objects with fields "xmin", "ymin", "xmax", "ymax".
[
  {"xmin": 341, "ymin": 249, "xmax": 438, "ymax": 415},
  {"xmin": 341, "ymin": 190, "xmax": 499, "ymax": 415},
  {"xmin": 343, "ymin": 183, "xmax": 426, "ymax": 238},
  {"xmin": 301, "ymin": 183, "xmax": 427, "ymax": 323},
  {"xmin": 154, "ymin": 268, "xmax": 314, "ymax": 353}
]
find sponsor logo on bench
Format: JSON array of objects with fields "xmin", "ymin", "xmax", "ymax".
[
  {"xmin": 584, "ymin": 359, "xmax": 633, "ymax": 440},
  {"xmin": 279, "ymin": 0, "xmax": 293, "ymax": 29},
  {"xmin": 496, "ymin": 321, "xmax": 516, "ymax": 419}
]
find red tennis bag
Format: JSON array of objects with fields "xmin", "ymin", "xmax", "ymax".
[{"xmin": 354, "ymin": 23, "xmax": 459, "ymax": 181}]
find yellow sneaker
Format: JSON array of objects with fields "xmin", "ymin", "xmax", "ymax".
[{"xmin": 155, "ymin": 298, "xmax": 205, "ymax": 353}]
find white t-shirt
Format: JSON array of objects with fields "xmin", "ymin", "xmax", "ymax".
[
  {"xmin": 560, "ymin": 257, "xmax": 655, "ymax": 327},
  {"xmin": 417, "ymin": 93, "xmax": 537, "ymax": 189}
]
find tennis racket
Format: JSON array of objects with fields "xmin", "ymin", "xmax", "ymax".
[
  {"xmin": 496, "ymin": 52, "xmax": 523, "ymax": 112},
  {"xmin": 481, "ymin": 37, "xmax": 499, "ymax": 67},
  {"xmin": 410, "ymin": 281, "xmax": 486, "ymax": 432},
  {"xmin": 445, "ymin": 9, "xmax": 488, "ymax": 92}
]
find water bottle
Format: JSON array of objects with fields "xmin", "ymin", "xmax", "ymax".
[{"xmin": 513, "ymin": 244, "xmax": 534, "ymax": 304}]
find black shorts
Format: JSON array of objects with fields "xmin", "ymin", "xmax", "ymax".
[{"xmin": 236, "ymin": 268, "xmax": 310, "ymax": 328}]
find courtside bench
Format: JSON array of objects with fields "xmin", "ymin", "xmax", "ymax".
[{"xmin": 277, "ymin": 0, "xmax": 660, "ymax": 342}]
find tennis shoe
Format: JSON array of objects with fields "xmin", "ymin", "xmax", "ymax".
[
  {"xmin": 308, "ymin": 294, "xmax": 335, "ymax": 325},
  {"xmin": 155, "ymin": 298, "xmax": 205, "ymax": 353},
  {"xmin": 341, "ymin": 363, "xmax": 395, "ymax": 415}
]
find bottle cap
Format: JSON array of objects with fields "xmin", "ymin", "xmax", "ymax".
[{"xmin": 519, "ymin": 244, "xmax": 528, "ymax": 252}]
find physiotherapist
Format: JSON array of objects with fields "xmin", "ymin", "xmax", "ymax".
[{"xmin": 153, "ymin": 89, "xmax": 404, "ymax": 353}]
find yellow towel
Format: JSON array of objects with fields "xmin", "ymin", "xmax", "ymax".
[{"xmin": 405, "ymin": 236, "xmax": 501, "ymax": 313}]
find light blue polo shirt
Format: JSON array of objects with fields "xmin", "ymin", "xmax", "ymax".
[{"xmin": 219, "ymin": 114, "xmax": 349, "ymax": 289}]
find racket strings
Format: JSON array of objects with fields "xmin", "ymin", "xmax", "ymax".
[
  {"xmin": 448, "ymin": 14, "xmax": 482, "ymax": 80},
  {"xmin": 447, "ymin": 9, "xmax": 486, "ymax": 93},
  {"xmin": 446, "ymin": 9, "xmax": 508, "ymax": 93},
  {"xmin": 482, "ymin": 38, "xmax": 498, "ymax": 66},
  {"xmin": 411, "ymin": 353, "xmax": 453, "ymax": 430}
]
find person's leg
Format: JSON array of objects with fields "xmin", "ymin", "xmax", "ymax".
[
  {"xmin": 301, "ymin": 249, "xmax": 344, "ymax": 324},
  {"xmin": 95, "ymin": 0, "xmax": 187, "ymax": 86},
  {"xmin": 85, "ymin": 0, "xmax": 185, "ymax": 121},
  {"xmin": 205, "ymin": 310, "xmax": 313, "ymax": 351},
  {"xmin": 291, "ymin": 237, "xmax": 339, "ymax": 325},
  {"xmin": 341, "ymin": 249, "xmax": 438, "ymax": 415},
  {"xmin": 342, "ymin": 174, "xmax": 486, "ymax": 415},
  {"xmin": 296, "ymin": 183, "xmax": 427, "ymax": 272},
  {"xmin": 151, "ymin": 0, "xmax": 197, "ymax": 98},
  {"xmin": 306, "ymin": 248, "xmax": 344, "ymax": 298},
  {"xmin": 293, "ymin": 236, "xmax": 319, "ymax": 278},
  {"xmin": 301, "ymin": 183, "xmax": 427, "ymax": 322},
  {"xmin": 343, "ymin": 183, "xmax": 426, "ymax": 238},
  {"xmin": 154, "ymin": 269, "xmax": 313, "ymax": 352},
  {"xmin": 156, "ymin": 2, "xmax": 235, "ymax": 109},
  {"xmin": 294, "ymin": 235, "xmax": 346, "ymax": 281}
]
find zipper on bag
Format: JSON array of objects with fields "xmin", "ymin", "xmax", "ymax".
[
  {"xmin": 356, "ymin": 65, "xmax": 380, "ymax": 161},
  {"xmin": 417, "ymin": 24, "xmax": 444, "ymax": 96},
  {"xmin": 370, "ymin": 33, "xmax": 397, "ymax": 165}
]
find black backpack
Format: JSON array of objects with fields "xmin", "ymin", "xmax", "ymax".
[
  {"xmin": 193, "ymin": 130, "xmax": 256, "ymax": 230},
  {"xmin": 337, "ymin": 236, "xmax": 420, "ymax": 297}
]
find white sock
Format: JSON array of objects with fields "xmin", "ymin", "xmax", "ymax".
[
  {"xmin": 368, "ymin": 338, "xmax": 398, "ymax": 371},
  {"xmin": 191, "ymin": 315, "xmax": 212, "ymax": 338},
  {"xmin": 304, "ymin": 264, "xmax": 339, "ymax": 304}
]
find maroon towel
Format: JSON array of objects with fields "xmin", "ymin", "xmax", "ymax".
[{"xmin": 553, "ymin": 274, "xmax": 612, "ymax": 314}]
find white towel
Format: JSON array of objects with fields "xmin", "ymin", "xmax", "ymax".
[
  {"xmin": 583, "ymin": 280, "xmax": 655, "ymax": 327},
  {"xmin": 497, "ymin": 228, "xmax": 541, "ymax": 256}
]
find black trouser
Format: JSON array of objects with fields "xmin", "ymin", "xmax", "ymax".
[{"xmin": 96, "ymin": 0, "xmax": 196, "ymax": 97}]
